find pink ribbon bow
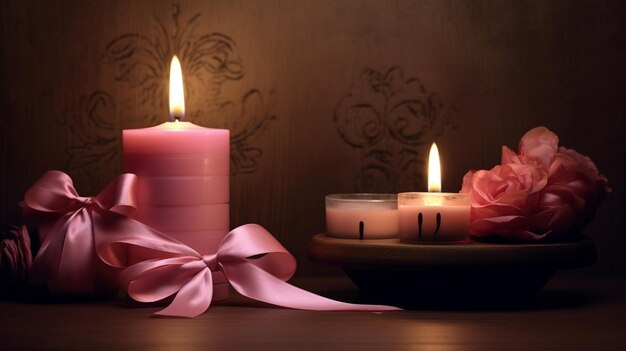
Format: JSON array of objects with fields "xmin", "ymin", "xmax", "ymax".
[
  {"xmin": 23, "ymin": 170, "xmax": 137, "ymax": 294},
  {"xmin": 23, "ymin": 171, "xmax": 399, "ymax": 316},
  {"xmin": 97, "ymin": 221, "xmax": 400, "ymax": 317}
]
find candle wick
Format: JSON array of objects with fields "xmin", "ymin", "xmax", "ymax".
[
  {"xmin": 173, "ymin": 116, "xmax": 182, "ymax": 122},
  {"xmin": 434, "ymin": 212, "xmax": 442, "ymax": 236},
  {"xmin": 359, "ymin": 221, "xmax": 364, "ymax": 240},
  {"xmin": 418, "ymin": 213, "xmax": 423, "ymax": 238}
]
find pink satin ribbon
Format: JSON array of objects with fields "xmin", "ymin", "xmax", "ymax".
[
  {"xmin": 24, "ymin": 170, "xmax": 400, "ymax": 316},
  {"xmin": 23, "ymin": 170, "xmax": 137, "ymax": 293},
  {"xmin": 97, "ymin": 221, "xmax": 401, "ymax": 317}
]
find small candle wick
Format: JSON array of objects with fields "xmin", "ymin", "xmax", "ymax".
[
  {"xmin": 434, "ymin": 212, "xmax": 442, "ymax": 236},
  {"xmin": 173, "ymin": 116, "xmax": 182, "ymax": 122},
  {"xmin": 359, "ymin": 221, "xmax": 364, "ymax": 240},
  {"xmin": 418, "ymin": 213, "xmax": 423, "ymax": 238}
]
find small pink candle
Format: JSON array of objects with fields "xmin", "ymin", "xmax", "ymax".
[
  {"xmin": 398, "ymin": 143, "xmax": 470, "ymax": 242},
  {"xmin": 326, "ymin": 194, "xmax": 398, "ymax": 239},
  {"xmin": 123, "ymin": 56, "xmax": 230, "ymax": 298}
]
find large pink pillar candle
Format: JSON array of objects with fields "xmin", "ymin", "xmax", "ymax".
[
  {"xmin": 122, "ymin": 56, "xmax": 231, "ymax": 300},
  {"xmin": 123, "ymin": 120, "xmax": 230, "ymax": 301},
  {"xmin": 325, "ymin": 194, "xmax": 398, "ymax": 239}
]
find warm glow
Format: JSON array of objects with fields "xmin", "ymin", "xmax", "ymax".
[
  {"xmin": 169, "ymin": 55, "xmax": 185, "ymax": 120},
  {"xmin": 428, "ymin": 142, "xmax": 441, "ymax": 192}
]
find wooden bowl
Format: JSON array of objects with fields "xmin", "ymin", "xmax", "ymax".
[{"xmin": 308, "ymin": 234, "xmax": 596, "ymax": 309}]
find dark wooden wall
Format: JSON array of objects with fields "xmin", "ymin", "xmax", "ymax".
[{"xmin": 1, "ymin": 0, "xmax": 624, "ymax": 276}]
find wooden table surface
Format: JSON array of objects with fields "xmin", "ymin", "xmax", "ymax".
[{"xmin": 2, "ymin": 275, "xmax": 626, "ymax": 350}]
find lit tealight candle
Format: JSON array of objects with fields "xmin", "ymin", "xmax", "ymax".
[{"xmin": 398, "ymin": 143, "xmax": 471, "ymax": 242}]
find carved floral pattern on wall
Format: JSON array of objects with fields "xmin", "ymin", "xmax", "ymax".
[
  {"xmin": 61, "ymin": 4, "xmax": 276, "ymax": 191},
  {"xmin": 334, "ymin": 67, "xmax": 454, "ymax": 192}
]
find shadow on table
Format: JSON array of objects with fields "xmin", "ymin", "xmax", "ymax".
[
  {"xmin": 2, "ymin": 276, "xmax": 615, "ymax": 313},
  {"xmin": 3, "ymin": 285, "xmax": 123, "ymax": 305}
]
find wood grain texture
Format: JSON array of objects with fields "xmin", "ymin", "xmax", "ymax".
[
  {"xmin": 1, "ymin": 0, "xmax": 625, "ymax": 276},
  {"xmin": 1, "ymin": 276, "xmax": 626, "ymax": 350}
]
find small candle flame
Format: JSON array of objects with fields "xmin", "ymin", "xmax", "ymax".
[
  {"xmin": 169, "ymin": 55, "xmax": 185, "ymax": 121},
  {"xmin": 428, "ymin": 142, "xmax": 441, "ymax": 192}
]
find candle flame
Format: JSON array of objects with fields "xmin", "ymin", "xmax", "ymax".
[
  {"xmin": 169, "ymin": 55, "xmax": 185, "ymax": 121},
  {"xmin": 428, "ymin": 142, "xmax": 441, "ymax": 192}
]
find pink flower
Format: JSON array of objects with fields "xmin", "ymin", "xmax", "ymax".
[
  {"xmin": 545, "ymin": 147, "xmax": 611, "ymax": 225},
  {"xmin": 516, "ymin": 126, "xmax": 559, "ymax": 169},
  {"xmin": 461, "ymin": 126, "xmax": 610, "ymax": 241},
  {"xmin": 461, "ymin": 160, "xmax": 550, "ymax": 241},
  {"xmin": 0, "ymin": 225, "xmax": 33, "ymax": 295}
]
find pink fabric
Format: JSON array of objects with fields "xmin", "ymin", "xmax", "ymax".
[
  {"xmin": 23, "ymin": 170, "xmax": 137, "ymax": 294},
  {"xmin": 97, "ymin": 222, "xmax": 401, "ymax": 317},
  {"xmin": 461, "ymin": 127, "xmax": 610, "ymax": 241},
  {"xmin": 23, "ymin": 171, "xmax": 399, "ymax": 316}
]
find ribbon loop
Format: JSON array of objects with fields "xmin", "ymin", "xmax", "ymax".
[
  {"xmin": 94, "ymin": 173, "xmax": 138, "ymax": 216},
  {"xmin": 24, "ymin": 170, "xmax": 81, "ymax": 213}
]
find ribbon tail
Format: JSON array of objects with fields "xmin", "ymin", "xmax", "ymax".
[
  {"xmin": 95, "ymin": 212, "xmax": 199, "ymax": 268},
  {"xmin": 223, "ymin": 262, "xmax": 401, "ymax": 312},
  {"xmin": 29, "ymin": 214, "xmax": 72, "ymax": 285},
  {"xmin": 50, "ymin": 208, "xmax": 97, "ymax": 294},
  {"xmin": 155, "ymin": 268, "xmax": 213, "ymax": 318}
]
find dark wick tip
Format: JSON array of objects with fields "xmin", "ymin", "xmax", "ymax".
[
  {"xmin": 359, "ymin": 221, "xmax": 364, "ymax": 240},
  {"xmin": 418, "ymin": 212, "xmax": 423, "ymax": 238}
]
